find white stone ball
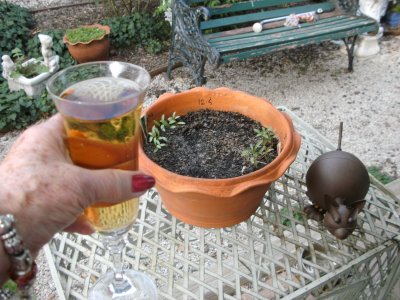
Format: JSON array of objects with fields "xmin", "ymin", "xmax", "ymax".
[{"xmin": 252, "ymin": 23, "xmax": 263, "ymax": 33}]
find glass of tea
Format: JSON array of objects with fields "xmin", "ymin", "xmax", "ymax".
[{"xmin": 46, "ymin": 62, "xmax": 157, "ymax": 299}]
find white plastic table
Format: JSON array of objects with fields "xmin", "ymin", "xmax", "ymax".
[{"xmin": 44, "ymin": 107, "xmax": 400, "ymax": 300}]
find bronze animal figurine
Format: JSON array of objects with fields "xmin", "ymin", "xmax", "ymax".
[{"xmin": 304, "ymin": 123, "xmax": 370, "ymax": 240}]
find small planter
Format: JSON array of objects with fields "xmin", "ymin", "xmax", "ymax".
[
  {"xmin": 63, "ymin": 24, "xmax": 110, "ymax": 63},
  {"xmin": 139, "ymin": 87, "xmax": 301, "ymax": 228},
  {"xmin": 6, "ymin": 58, "xmax": 56, "ymax": 97}
]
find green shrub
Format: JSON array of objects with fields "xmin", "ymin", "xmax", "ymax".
[
  {"xmin": 26, "ymin": 30, "xmax": 75, "ymax": 69},
  {"xmin": 101, "ymin": 12, "xmax": 171, "ymax": 53},
  {"xmin": 95, "ymin": 0, "xmax": 150, "ymax": 16},
  {"xmin": 0, "ymin": 82, "xmax": 56, "ymax": 132},
  {"xmin": 0, "ymin": 2, "xmax": 33, "ymax": 55}
]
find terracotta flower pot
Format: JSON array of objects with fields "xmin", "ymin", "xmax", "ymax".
[
  {"xmin": 139, "ymin": 87, "xmax": 301, "ymax": 228},
  {"xmin": 63, "ymin": 24, "xmax": 110, "ymax": 63}
]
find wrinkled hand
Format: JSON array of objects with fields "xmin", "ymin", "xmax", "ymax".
[{"xmin": 0, "ymin": 114, "xmax": 154, "ymax": 255}]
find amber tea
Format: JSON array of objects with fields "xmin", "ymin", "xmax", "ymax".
[{"xmin": 61, "ymin": 77, "xmax": 143, "ymax": 232}]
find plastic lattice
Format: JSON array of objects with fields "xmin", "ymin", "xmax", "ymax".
[{"xmin": 44, "ymin": 107, "xmax": 400, "ymax": 300}]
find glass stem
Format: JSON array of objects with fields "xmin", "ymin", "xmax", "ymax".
[{"xmin": 101, "ymin": 231, "xmax": 136, "ymax": 293}]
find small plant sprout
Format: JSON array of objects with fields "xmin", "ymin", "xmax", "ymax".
[
  {"xmin": 154, "ymin": 112, "xmax": 185, "ymax": 131},
  {"xmin": 145, "ymin": 112, "xmax": 185, "ymax": 152},
  {"xmin": 255, "ymin": 127, "xmax": 275, "ymax": 145},
  {"xmin": 241, "ymin": 126, "xmax": 277, "ymax": 167},
  {"xmin": 148, "ymin": 125, "xmax": 167, "ymax": 151}
]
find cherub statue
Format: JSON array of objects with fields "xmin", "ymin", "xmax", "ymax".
[
  {"xmin": 1, "ymin": 55, "xmax": 15, "ymax": 79},
  {"xmin": 38, "ymin": 34, "xmax": 59, "ymax": 72},
  {"xmin": 359, "ymin": 0, "xmax": 389, "ymax": 23}
]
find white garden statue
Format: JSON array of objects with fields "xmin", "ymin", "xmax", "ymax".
[
  {"xmin": 1, "ymin": 55, "xmax": 15, "ymax": 79},
  {"xmin": 359, "ymin": 0, "xmax": 389, "ymax": 23},
  {"xmin": 38, "ymin": 34, "xmax": 59, "ymax": 72},
  {"xmin": 355, "ymin": 0, "xmax": 389, "ymax": 57}
]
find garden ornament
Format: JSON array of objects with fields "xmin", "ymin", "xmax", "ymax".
[
  {"xmin": 354, "ymin": 0, "xmax": 388, "ymax": 57},
  {"xmin": 38, "ymin": 34, "xmax": 59, "ymax": 72},
  {"xmin": 252, "ymin": 8, "xmax": 323, "ymax": 33},
  {"xmin": 2, "ymin": 34, "xmax": 59, "ymax": 97},
  {"xmin": 304, "ymin": 122, "xmax": 370, "ymax": 240},
  {"xmin": 1, "ymin": 55, "xmax": 15, "ymax": 79}
]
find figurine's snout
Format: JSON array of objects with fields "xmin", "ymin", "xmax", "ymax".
[{"xmin": 327, "ymin": 227, "xmax": 353, "ymax": 240}]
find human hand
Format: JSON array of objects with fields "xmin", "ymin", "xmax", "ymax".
[{"xmin": 0, "ymin": 114, "xmax": 155, "ymax": 256}]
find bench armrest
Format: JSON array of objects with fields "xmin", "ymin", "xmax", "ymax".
[{"xmin": 172, "ymin": 0, "xmax": 220, "ymax": 66}]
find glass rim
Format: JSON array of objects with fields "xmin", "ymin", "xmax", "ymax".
[{"xmin": 46, "ymin": 61, "xmax": 151, "ymax": 106}]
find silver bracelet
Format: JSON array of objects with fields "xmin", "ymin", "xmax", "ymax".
[{"xmin": 0, "ymin": 214, "xmax": 36, "ymax": 299}]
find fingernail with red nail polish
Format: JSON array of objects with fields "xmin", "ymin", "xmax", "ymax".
[{"xmin": 132, "ymin": 175, "xmax": 155, "ymax": 192}]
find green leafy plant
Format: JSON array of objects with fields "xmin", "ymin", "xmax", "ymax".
[
  {"xmin": 390, "ymin": 3, "xmax": 400, "ymax": 13},
  {"xmin": 1, "ymin": 279, "xmax": 17, "ymax": 293},
  {"xmin": 280, "ymin": 207, "xmax": 304, "ymax": 226},
  {"xmin": 0, "ymin": 2, "xmax": 33, "ymax": 55},
  {"xmin": 155, "ymin": 0, "xmax": 171, "ymax": 15},
  {"xmin": 367, "ymin": 166, "xmax": 394, "ymax": 184},
  {"xmin": 26, "ymin": 30, "xmax": 75, "ymax": 69},
  {"xmin": 10, "ymin": 61, "xmax": 48, "ymax": 79},
  {"xmin": 0, "ymin": 279, "xmax": 17, "ymax": 298},
  {"xmin": 241, "ymin": 127, "xmax": 277, "ymax": 167},
  {"xmin": 146, "ymin": 112, "xmax": 185, "ymax": 152},
  {"xmin": 8, "ymin": 48, "xmax": 49, "ymax": 79},
  {"xmin": 65, "ymin": 27, "xmax": 107, "ymax": 44},
  {"xmin": 0, "ymin": 82, "xmax": 56, "ymax": 132},
  {"xmin": 101, "ymin": 12, "xmax": 170, "ymax": 53},
  {"xmin": 204, "ymin": 0, "xmax": 241, "ymax": 7},
  {"xmin": 95, "ymin": 0, "xmax": 151, "ymax": 16}
]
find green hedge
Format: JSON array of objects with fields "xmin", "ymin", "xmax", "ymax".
[
  {"xmin": 101, "ymin": 12, "xmax": 171, "ymax": 53},
  {"xmin": 0, "ymin": 2, "xmax": 33, "ymax": 56},
  {"xmin": 0, "ymin": 82, "xmax": 56, "ymax": 132}
]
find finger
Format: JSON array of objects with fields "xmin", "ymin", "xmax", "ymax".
[
  {"xmin": 79, "ymin": 169, "xmax": 155, "ymax": 205},
  {"xmin": 64, "ymin": 215, "xmax": 94, "ymax": 235}
]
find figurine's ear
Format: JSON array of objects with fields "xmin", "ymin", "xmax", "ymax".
[{"xmin": 348, "ymin": 200, "xmax": 366, "ymax": 223}]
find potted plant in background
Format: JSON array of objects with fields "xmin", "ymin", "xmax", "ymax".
[
  {"xmin": 139, "ymin": 87, "xmax": 301, "ymax": 228},
  {"xmin": 63, "ymin": 24, "xmax": 110, "ymax": 63},
  {"xmin": 1, "ymin": 34, "xmax": 59, "ymax": 97}
]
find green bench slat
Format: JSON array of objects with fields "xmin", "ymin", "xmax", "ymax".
[
  {"xmin": 221, "ymin": 23, "xmax": 378, "ymax": 62},
  {"xmin": 205, "ymin": 15, "xmax": 348, "ymax": 42},
  {"xmin": 210, "ymin": 17, "xmax": 376, "ymax": 53},
  {"xmin": 208, "ymin": 17, "xmax": 365, "ymax": 48},
  {"xmin": 200, "ymin": 2, "xmax": 335, "ymax": 30},
  {"xmin": 207, "ymin": 0, "xmax": 306, "ymax": 16}
]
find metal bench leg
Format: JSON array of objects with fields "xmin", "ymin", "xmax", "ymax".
[
  {"xmin": 167, "ymin": 35, "xmax": 207, "ymax": 85},
  {"xmin": 342, "ymin": 35, "xmax": 358, "ymax": 72}
]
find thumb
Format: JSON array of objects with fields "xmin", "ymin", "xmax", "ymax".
[{"xmin": 79, "ymin": 169, "xmax": 155, "ymax": 206}]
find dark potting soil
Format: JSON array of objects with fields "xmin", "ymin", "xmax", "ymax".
[{"xmin": 143, "ymin": 110, "xmax": 279, "ymax": 179}]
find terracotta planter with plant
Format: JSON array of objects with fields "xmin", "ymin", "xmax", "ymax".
[
  {"xmin": 139, "ymin": 87, "xmax": 301, "ymax": 228},
  {"xmin": 63, "ymin": 24, "xmax": 110, "ymax": 63}
]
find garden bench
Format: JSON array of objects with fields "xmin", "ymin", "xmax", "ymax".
[{"xmin": 167, "ymin": 0, "xmax": 379, "ymax": 85}]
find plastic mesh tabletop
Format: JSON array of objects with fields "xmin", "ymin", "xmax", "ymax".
[{"xmin": 44, "ymin": 107, "xmax": 400, "ymax": 300}]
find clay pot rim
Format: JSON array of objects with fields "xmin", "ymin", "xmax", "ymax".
[
  {"xmin": 63, "ymin": 24, "xmax": 110, "ymax": 46},
  {"xmin": 139, "ymin": 87, "xmax": 301, "ymax": 195}
]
